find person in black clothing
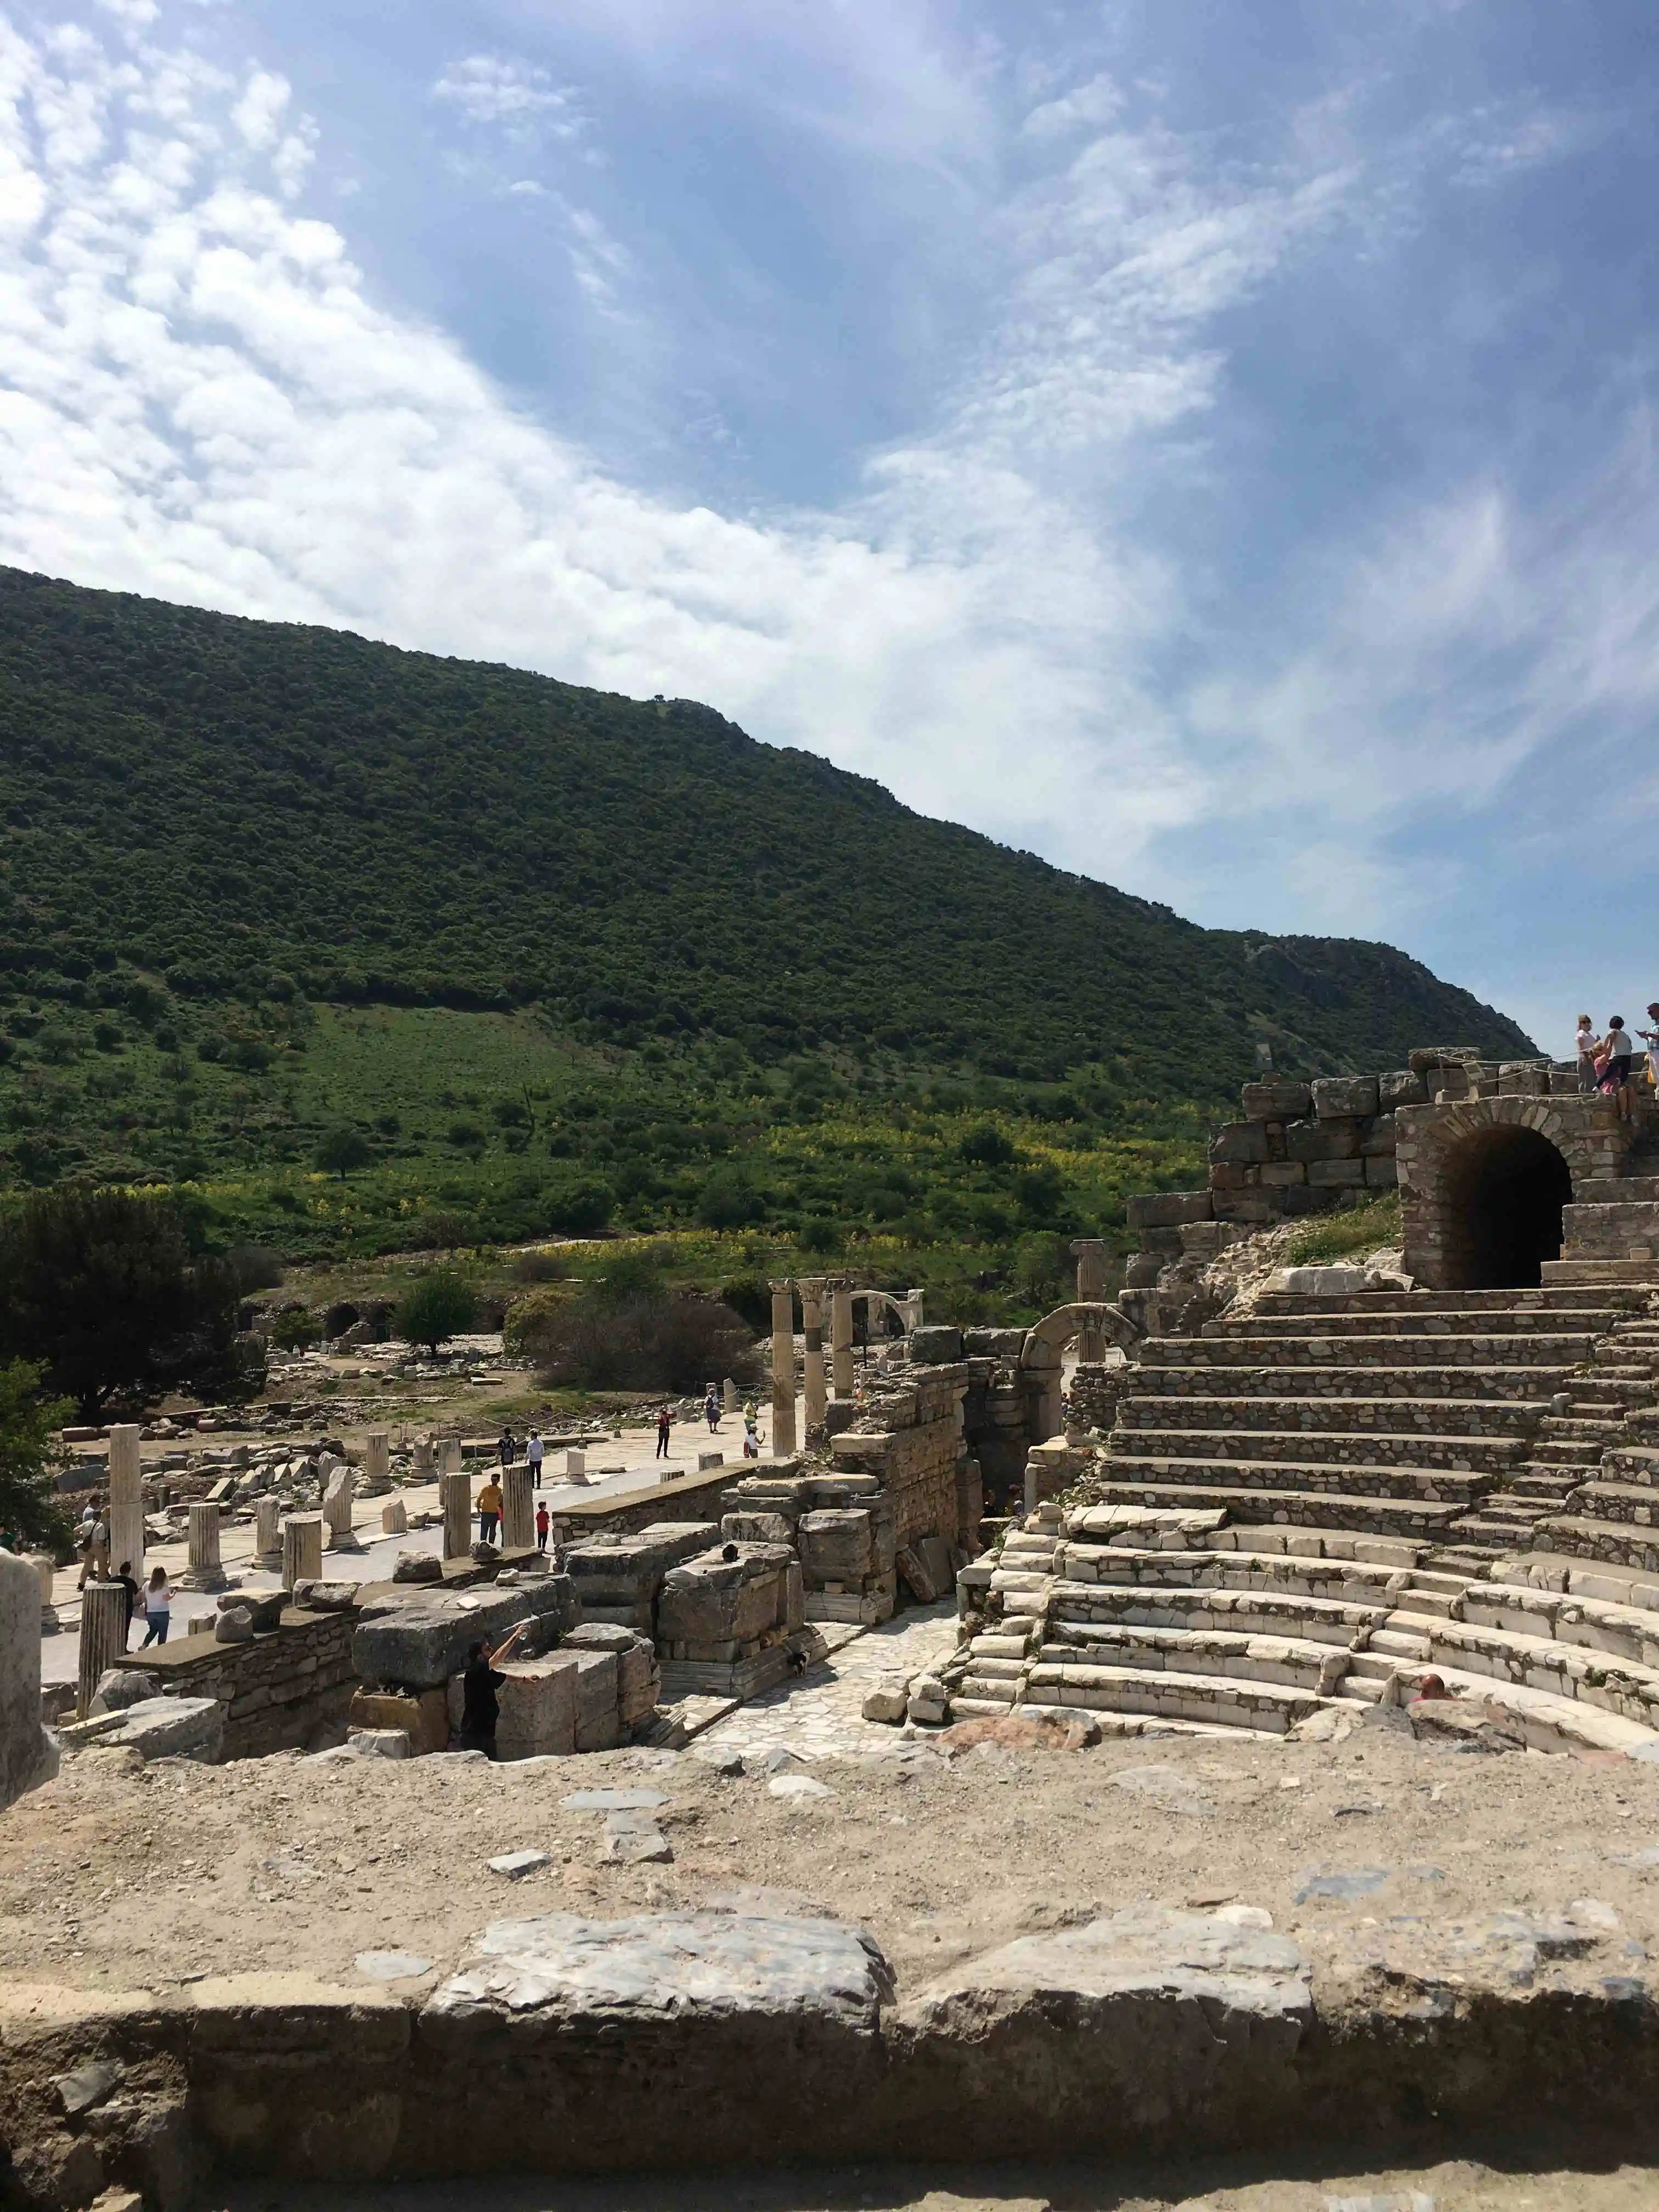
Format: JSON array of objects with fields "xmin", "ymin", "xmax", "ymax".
[
  {"xmin": 459, "ymin": 1622, "xmax": 532, "ymax": 1757},
  {"xmin": 114, "ymin": 1560, "xmax": 140, "ymax": 1646}
]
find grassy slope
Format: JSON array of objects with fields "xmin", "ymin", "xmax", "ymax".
[{"xmin": 0, "ymin": 566, "xmax": 1534, "ymax": 1268}]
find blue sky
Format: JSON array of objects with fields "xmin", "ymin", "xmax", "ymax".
[{"xmin": 2, "ymin": 1, "xmax": 1658, "ymax": 1053}]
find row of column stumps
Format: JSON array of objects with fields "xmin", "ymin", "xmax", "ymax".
[{"xmin": 769, "ymin": 1276, "xmax": 927, "ymax": 1453}]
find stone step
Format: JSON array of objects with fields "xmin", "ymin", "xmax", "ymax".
[
  {"xmin": 1543, "ymin": 1260, "xmax": 1659, "ymax": 1286},
  {"xmin": 1551, "ymin": 1480, "xmax": 1659, "ymax": 1526},
  {"xmin": 1601, "ymin": 1446, "xmax": 1659, "ymax": 1487},
  {"xmin": 1372, "ymin": 1626, "xmax": 1432, "ymax": 1660},
  {"xmin": 1509, "ymin": 1470, "xmax": 1589, "ymax": 1502},
  {"xmin": 1418, "ymin": 1617, "xmax": 1659, "ymax": 1730},
  {"xmin": 1101, "ymin": 1452, "xmax": 1492, "ymax": 1508},
  {"xmin": 1220, "ymin": 1307, "xmax": 1625, "ymax": 1340},
  {"xmin": 1020, "ymin": 1661, "xmax": 1332, "ymax": 1734},
  {"xmin": 1391, "ymin": 1587, "xmax": 1459, "ymax": 1618},
  {"xmin": 1040, "ymin": 1624, "xmax": 1344, "ymax": 1692},
  {"xmin": 1125, "ymin": 1365, "xmax": 1581, "ymax": 1403},
  {"xmin": 1444, "ymin": 1514, "xmax": 1536, "ymax": 1552},
  {"xmin": 1401, "ymin": 1567, "xmax": 1477, "ymax": 1595},
  {"xmin": 1142, "ymin": 1333, "xmax": 1602, "ymax": 1371},
  {"xmin": 1116, "ymin": 1393, "xmax": 1544, "ymax": 1440},
  {"xmin": 1105, "ymin": 1427, "xmax": 1525, "ymax": 1478},
  {"xmin": 1254, "ymin": 1286, "xmax": 1649, "ymax": 1315},
  {"xmin": 1051, "ymin": 1549, "xmax": 1405, "ymax": 1605},
  {"xmin": 1087, "ymin": 1477, "xmax": 1465, "ymax": 1538},
  {"xmin": 1343, "ymin": 1671, "xmax": 1387, "ymax": 1702},
  {"xmin": 1463, "ymin": 1582, "xmax": 1659, "ymax": 1671},
  {"xmin": 1048, "ymin": 1584, "xmax": 1385, "ymax": 1644},
  {"xmin": 1528, "ymin": 1517, "xmax": 1659, "ymax": 1576},
  {"xmin": 1493, "ymin": 1551, "xmax": 1659, "ymax": 1610}
]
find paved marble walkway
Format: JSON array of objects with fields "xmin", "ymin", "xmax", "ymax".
[{"xmin": 693, "ymin": 1601, "xmax": 961, "ymax": 1764}]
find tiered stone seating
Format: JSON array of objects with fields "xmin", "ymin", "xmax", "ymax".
[{"xmin": 955, "ymin": 1284, "xmax": 1659, "ymax": 1753}]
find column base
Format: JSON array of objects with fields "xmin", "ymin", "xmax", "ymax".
[
  {"xmin": 258, "ymin": 1549, "xmax": 284, "ymax": 1571},
  {"xmin": 40, "ymin": 1606, "xmax": 61, "ymax": 1635},
  {"xmin": 177, "ymin": 1566, "xmax": 229, "ymax": 1592},
  {"xmin": 326, "ymin": 1530, "xmax": 366, "ymax": 1553}
]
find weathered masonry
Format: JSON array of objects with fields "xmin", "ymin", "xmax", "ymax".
[{"xmin": 1126, "ymin": 1046, "xmax": 1659, "ymax": 1293}]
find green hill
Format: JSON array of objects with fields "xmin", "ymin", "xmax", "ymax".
[{"xmin": 0, "ymin": 565, "xmax": 1532, "ymax": 1262}]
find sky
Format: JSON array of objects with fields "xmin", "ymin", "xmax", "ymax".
[{"xmin": 2, "ymin": 2, "xmax": 1657, "ymax": 1053}]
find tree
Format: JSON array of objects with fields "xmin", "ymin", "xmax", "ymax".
[
  {"xmin": 315, "ymin": 1125, "xmax": 371, "ymax": 1179},
  {"xmin": 394, "ymin": 1267, "xmax": 478, "ymax": 1353},
  {"xmin": 696, "ymin": 1166, "xmax": 765, "ymax": 1229},
  {"xmin": 509, "ymin": 1262, "xmax": 759, "ymax": 1391},
  {"xmin": 0, "ymin": 1360, "xmax": 73, "ymax": 1554},
  {"xmin": 0, "ymin": 1189, "xmax": 265, "ymax": 1421},
  {"xmin": 960, "ymin": 1124, "xmax": 1017, "ymax": 1166}
]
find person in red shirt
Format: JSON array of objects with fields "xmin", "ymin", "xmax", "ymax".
[
  {"xmin": 535, "ymin": 1500, "xmax": 550, "ymax": 1553},
  {"xmin": 656, "ymin": 1406, "xmax": 672, "ymax": 1459}
]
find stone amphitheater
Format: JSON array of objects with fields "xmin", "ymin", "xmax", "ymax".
[{"xmin": 953, "ymin": 1043, "xmax": 1659, "ymax": 1759}]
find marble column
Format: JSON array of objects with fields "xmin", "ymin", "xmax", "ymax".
[
  {"xmin": 441, "ymin": 1470, "xmax": 471, "ymax": 1560},
  {"xmin": 565, "ymin": 1447, "xmax": 586, "ymax": 1484},
  {"xmin": 722, "ymin": 1376, "xmax": 739, "ymax": 1414},
  {"xmin": 439, "ymin": 1436, "xmax": 464, "ymax": 1477},
  {"xmin": 830, "ymin": 1282, "xmax": 855, "ymax": 1400},
  {"xmin": 3, "ymin": 1552, "xmax": 56, "ymax": 1807},
  {"xmin": 412, "ymin": 1435, "xmax": 436, "ymax": 1480},
  {"xmin": 502, "ymin": 1464, "xmax": 534, "ymax": 1551},
  {"xmin": 799, "ymin": 1277, "xmax": 827, "ymax": 1438},
  {"xmin": 1071, "ymin": 1237, "xmax": 1108, "ymax": 1362},
  {"xmin": 323, "ymin": 1466, "xmax": 362, "ymax": 1551},
  {"xmin": 30, "ymin": 1554, "xmax": 60, "ymax": 1634},
  {"xmin": 180, "ymin": 1501, "xmax": 227, "ymax": 1590},
  {"xmin": 77, "ymin": 1579, "xmax": 128, "ymax": 1719},
  {"xmin": 905, "ymin": 1287, "xmax": 926, "ymax": 1334},
  {"xmin": 107, "ymin": 1424, "xmax": 144, "ymax": 1584},
  {"xmin": 254, "ymin": 1497, "xmax": 282, "ymax": 1568},
  {"xmin": 362, "ymin": 1430, "xmax": 391, "ymax": 1496},
  {"xmin": 770, "ymin": 1281, "xmax": 797, "ymax": 1458},
  {"xmin": 380, "ymin": 1497, "xmax": 408, "ymax": 1536},
  {"xmin": 282, "ymin": 1513, "xmax": 323, "ymax": 1593}
]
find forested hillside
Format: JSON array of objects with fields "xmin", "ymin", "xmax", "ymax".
[{"xmin": 0, "ymin": 566, "xmax": 1532, "ymax": 1260}]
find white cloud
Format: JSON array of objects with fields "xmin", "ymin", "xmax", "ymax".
[{"xmin": 431, "ymin": 54, "xmax": 584, "ymax": 136}]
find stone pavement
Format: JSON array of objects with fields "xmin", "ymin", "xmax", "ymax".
[{"xmin": 693, "ymin": 1601, "xmax": 960, "ymax": 1764}]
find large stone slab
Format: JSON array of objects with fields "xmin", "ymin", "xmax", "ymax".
[
  {"xmin": 354, "ymin": 1575, "xmax": 577, "ymax": 1691},
  {"xmin": 60, "ymin": 1695, "xmax": 224, "ymax": 1764},
  {"xmin": 0, "ymin": 1549, "xmax": 58, "ymax": 1809}
]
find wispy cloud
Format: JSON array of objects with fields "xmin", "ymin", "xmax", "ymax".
[{"xmin": 431, "ymin": 54, "xmax": 585, "ymax": 137}]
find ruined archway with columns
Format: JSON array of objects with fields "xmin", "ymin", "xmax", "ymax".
[{"xmin": 1019, "ymin": 1300, "xmax": 1145, "ymax": 1442}]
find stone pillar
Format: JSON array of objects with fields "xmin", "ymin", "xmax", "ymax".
[
  {"xmin": 722, "ymin": 1376, "xmax": 738, "ymax": 1414},
  {"xmin": 439, "ymin": 1436, "xmax": 464, "ymax": 1477},
  {"xmin": 413, "ymin": 1435, "xmax": 435, "ymax": 1480},
  {"xmin": 770, "ymin": 1281, "xmax": 797, "ymax": 1458},
  {"xmin": 502, "ymin": 1464, "xmax": 534, "ymax": 1551},
  {"xmin": 799, "ymin": 1277, "xmax": 827, "ymax": 1438},
  {"xmin": 905, "ymin": 1288, "xmax": 926, "ymax": 1334},
  {"xmin": 441, "ymin": 1470, "xmax": 471, "ymax": 1561},
  {"xmin": 77, "ymin": 1578, "xmax": 128, "ymax": 1720},
  {"xmin": 381, "ymin": 1497, "xmax": 408, "ymax": 1536},
  {"xmin": 1071, "ymin": 1237, "xmax": 1108, "ymax": 1362},
  {"xmin": 565, "ymin": 1448, "xmax": 586, "ymax": 1484},
  {"xmin": 282, "ymin": 1513, "xmax": 324, "ymax": 1593},
  {"xmin": 3, "ymin": 1550, "xmax": 58, "ymax": 1805},
  {"xmin": 830, "ymin": 1282, "xmax": 855, "ymax": 1400},
  {"xmin": 323, "ymin": 1466, "xmax": 361, "ymax": 1551},
  {"xmin": 254, "ymin": 1497, "xmax": 283, "ymax": 1568},
  {"xmin": 362, "ymin": 1430, "xmax": 391, "ymax": 1495},
  {"xmin": 107, "ymin": 1424, "xmax": 144, "ymax": 1585},
  {"xmin": 180, "ymin": 1501, "xmax": 226, "ymax": 1591},
  {"xmin": 30, "ymin": 1555, "xmax": 60, "ymax": 1634}
]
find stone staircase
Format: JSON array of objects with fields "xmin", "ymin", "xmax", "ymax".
[{"xmin": 953, "ymin": 1282, "xmax": 1659, "ymax": 1756}]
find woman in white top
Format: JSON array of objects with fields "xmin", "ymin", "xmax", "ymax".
[
  {"xmin": 1576, "ymin": 1014, "xmax": 1598, "ymax": 1092},
  {"xmin": 139, "ymin": 1566, "xmax": 172, "ymax": 1647}
]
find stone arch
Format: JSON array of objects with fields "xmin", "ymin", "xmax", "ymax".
[
  {"xmin": 851, "ymin": 1289, "xmax": 915, "ymax": 1338},
  {"xmin": 1018, "ymin": 1301, "xmax": 1146, "ymax": 1443},
  {"xmin": 1401, "ymin": 1098, "xmax": 1595, "ymax": 1289}
]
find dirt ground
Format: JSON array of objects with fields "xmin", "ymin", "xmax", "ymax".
[{"xmin": 8, "ymin": 1720, "xmax": 1659, "ymax": 2005}]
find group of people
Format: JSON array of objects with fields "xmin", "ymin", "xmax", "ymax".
[
  {"xmin": 473, "ymin": 1474, "xmax": 555, "ymax": 1554},
  {"xmin": 495, "ymin": 1426, "xmax": 545, "ymax": 1475},
  {"xmin": 654, "ymin": 1394, "xmax": 763, "ymax": 1461},
  {"xmin": 1574, "ymin": 1009, "xmax": 1659, "ymax": 1121}
]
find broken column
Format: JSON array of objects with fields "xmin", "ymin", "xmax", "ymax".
[
  {"xmin": 905, "ymin": 1288, "xmax": 926, "ymax": 1333},
  {"xmin": 441, "ymin": 1469, "xmax": 471, "ymax": 1561},
  {"xmin": 800, "ymin": 1277, "xmax": 827, "ymax": 1438},
  {"xmin": 770, "ymin": 1280, "xmax": 797, "ymax": 1457},
  {"xmin": 76, "ymin": 1578, "xmax": 128, "ymax": 1720},
  {"xmin": 107, "ymin": 1423, "xmax": 144, "ymax": 1583},
  {"xmin": 283, "ymin": 1513, "xmax": 324, "ymax": 1593},
  {"xmin": 502, "ymin": 1463, "xmax": 534, "ymax": 1551},
  {"xmin": 412, "ymin": 1435, "xmax": 435, "ymax": 1481},
  {"xmin": 323, "ymin": 1465, "xmax": 362, "ymax": 1551},
  {"xmin": 30, "ymin": 1555, "xmax": 59, "ymax": 1634},
  {"xmin": 362, "ymin": 1430, "xmax": 391, "ymax": 1496},
  {"xmin": 179, "ymin": 1500, "xmax": 227, "ymax": 1590},
  {"xmin": 722, "ymin": 1376, "xmax": 738, "ymax": 1414},
  {"xmin": 1071, "ymin": 1237, "xmax": 1108, "ymax": 1363},
  {"xmin": 438, "ymin": 1436, "xmax": 463, "ymax": 1477},
  {"xmin": 830, "ymin": 1282, "xmax": 854, "ymax": 1400},
  {"xmin": 2, "ymin": 1550, "xmax": 59, "ymax": 1805},
  {"xmin": 381, "ymin": 1497, "xmax": 408, "ymax": 1536},
  {"xmin": 254, "ymin": 1496, "xmax": 283, "ymax": 1569}
]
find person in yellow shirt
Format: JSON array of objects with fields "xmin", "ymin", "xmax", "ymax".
[{"xmin": 476, "ymin": 1477, "xmax": 504, "ymax": 1545}]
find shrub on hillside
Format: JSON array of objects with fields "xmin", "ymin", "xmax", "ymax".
[
  {"xmin": 394, "ymin": 1268, "xmax": 478, "ymax": 1353},
  {"xmin": 511, "ymin": 1256, "xmax": 758, "ymax": 1391}
]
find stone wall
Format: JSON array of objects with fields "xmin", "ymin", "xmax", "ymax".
[
  {"xmin": 829, "ymin": 1368, "xmax": 969, "ymax": 1549},
  {"xmin": 1066, "ymin": 1362, "xmax": 1136, "ymax": 1436},
  {"xmin": 557, "ymin": 1466, "xmax": 735, "ymax": 1539},
  {"xmin": 113, "ymin": 1604, "xmax": 356, "ymax": 1759}
]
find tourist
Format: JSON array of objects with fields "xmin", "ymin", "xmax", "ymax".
[
  {"xmin": 535, "ymin": 1498, "xmax": 550, "ymax": 1553},
  {"xmin": 459, "ymin": 1621, "xmax": 532, "ymax": 1757},
  {"xmin": 476, "ymin": 1473, "xmax": 503, "ymax": 1545},
  {"xmin": 526, "ymin": 1428, "xmax": 544, "ymax": 1480},
  {"xmin": 1600, "ymin": 1016, "xmax": 1637, "ymax": 1119},
  {"xmin": 1576, "ymin": 1013, "xmax": 1599, "ymax": 1092},
  {"xmin": 139, "ymin": 1566, "xmax": 172, "ymax": 1647},
  {"xmin": 655, "ymin": 1406, "xmax": 672, "ymax": 1459},
  {"xmin": 114, "ymin": 1559, "xmax": 140, "ymax": 1645},
  {"xmin": 498, "ymin": 1427, "xmax": 515, "ymax": 1469},
  {"xmin": 1638, "ymin": 1005, "xmax": 1659, "ymax": 1093},
  {"xmin": 704, "ymin": 1386, "xmax": 720, "ymax": 1432},
  {"xmin": 76, "ymin": 1511, "xmax": 109, "ymax": 1591}
]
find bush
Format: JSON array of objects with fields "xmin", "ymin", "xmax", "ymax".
[
  {"xmin": 315, "ymin": 1125, "xmax": 371, "ymax": 1178},
  {"xmin": 543, "ymin": 1176, "xmax": 613, "ymax": 1236},
  {"xmin": 416, "ymin": 1210, "xmax": 471, "ymax": 1250},
  {"xmin": 227, "ymin": 1244, "xmax": 285, "ymax": 1293},
  {"xmin": 394, "ymin": 1267, "xmax": 478, "ymax": 1352},
  {"xmin": 696, "ymin": 1166, "xmax": 765, "ymax": 1229},
  {"xmin": 0, "ymin": 1358, "xmax": 73, "ymax": 1552},
  {"xmin": 514, "ymin": 1257, "xmax": 759, "ymax": 1391},
  {"xmin": 960, "ymin": 1124, "xmax": 1016, "ymax": 1166},
  {"xmin": 717, "ymin": 1272, "xmax": 772, "ymax": 1333},
  {"xmin": 512, "ymin": 1250, "xmax": 564, "ymax": 1284},
  {"xmin": 267, "ymin": 1303, "xmax": 320, "ymax": 1350},
  {"xmin": 797, "ymin": 1216, "xmax": 840, "ymax": 1255}
]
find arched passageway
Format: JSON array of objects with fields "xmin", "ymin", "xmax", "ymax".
[{"xmin": 1439, "ymin": 1125, "xmax": 1573, "ymax": 1288}]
